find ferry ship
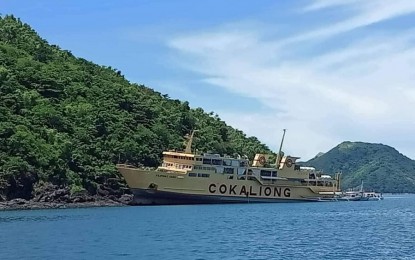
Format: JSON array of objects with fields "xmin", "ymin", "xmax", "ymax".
[{"xmin": 116, "ymin": 130, "xmax": 341, "ymax": 205}]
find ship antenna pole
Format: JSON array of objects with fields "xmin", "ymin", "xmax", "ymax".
[
  {"xmin": 185, "ymin": 130, "xmax": 198, "ymax": 154},
  {"xmin": 275, "ymin": 129, "xmax": 286, "ymax": 168}
]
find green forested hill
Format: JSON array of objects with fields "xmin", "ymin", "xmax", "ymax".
[
  {"xmin": 305, "ymin": 142, "xmax": 415, "ymax": 193},
  {"xmin": 0, "ymin": 15, "xmax": 271, "ymax": 200}
]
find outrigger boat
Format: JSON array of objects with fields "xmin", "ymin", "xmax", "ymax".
[{"xmin": 117, "ymin": 130, "xmax": 342, "ymax": 205}]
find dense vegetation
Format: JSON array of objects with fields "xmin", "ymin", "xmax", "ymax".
[
  {"xmin": 0, "ymin": 15, "xmax": 272, "ymax": 200},
  {"xmin": 306, "ymin": 142, "xmax": 415, "ymax": 193}
]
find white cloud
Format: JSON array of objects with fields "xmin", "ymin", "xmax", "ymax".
[
  {"xmin": 302, "ymin": 0, "xmax": 361, "ymax": 12},
  {"xmin": 167, "ymin": 0, "xmax": 415, "ymax": 160},
  {"xmin": 287, "ymin": 0, "xmax": 415, "ymax": 44}
]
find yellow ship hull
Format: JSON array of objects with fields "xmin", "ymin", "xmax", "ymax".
[{"xmin": 117, "ymin": 165, "xmax": 337, "ymax": 205}]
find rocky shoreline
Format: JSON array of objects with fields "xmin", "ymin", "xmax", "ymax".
[
  {"xmin": 0, "ymin": 196, "xmax": 132, "ymax": 211},
  {"xmin": 0, "ymin": 181, "xmax": 134, "ymax": 211}
]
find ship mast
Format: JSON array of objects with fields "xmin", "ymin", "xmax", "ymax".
[
  {"xmin": 275, "ymin": 129, "xmax": 286, "ymax": 167},
  {"xmin": 184, "ymin": 130, "xmax": 198, "ymax": 154}
]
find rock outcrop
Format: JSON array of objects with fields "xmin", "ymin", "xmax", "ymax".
[{"xmin": 0, "ymin": 181, "xmax": 134, "ymax": 211}]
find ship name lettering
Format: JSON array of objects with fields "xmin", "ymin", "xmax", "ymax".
[
  {"xmin": 274, "ymin": 187, "xmax": 282, "ymax": 197},
  {"xmin": 240, "ymin": 185, "xmax": 247, "ymax": 196},
  {"xmin": 229, "ymin": 185, "xmax": 237, "ymax": 195},
  {"xmin": 208, "ymin": 184, "xmax": 291, "ymax": 198},
  {"xmin": 209, "ymin": 184, "xmax": 216, "ymax": 193},
  {"xmin": 284, "ymin": 188, "xmax": 291, "ymax": 197},
  {"xmin": 219, "ymin": 184, "xmax": 227, "ymax": 194},
  {"xmin": 249, "ymin": 186, "xmax": 257, "ymax": 196}
]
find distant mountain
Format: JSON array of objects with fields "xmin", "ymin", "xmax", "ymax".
[{"xmin": 305, "ymin": 142, "xmax": 415, "ymax": 193}]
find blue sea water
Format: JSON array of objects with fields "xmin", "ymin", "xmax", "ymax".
[{"xmin": 1, "ymin": 194, "xmax": 414, "ymax": 260}]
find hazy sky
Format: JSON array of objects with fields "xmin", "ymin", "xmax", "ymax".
[{"xmin": 3, "ymin": 0, "xmax": 415, "ymax": 160}]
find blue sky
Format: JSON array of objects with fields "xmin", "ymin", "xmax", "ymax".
[{"xmin": 3, "ymin": 0, "xmax": 415, "ymax": 160}]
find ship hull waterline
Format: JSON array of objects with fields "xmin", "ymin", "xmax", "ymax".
[{"xmin": 129, "ymin": 188, "xmax": 321, "ymax": 205}]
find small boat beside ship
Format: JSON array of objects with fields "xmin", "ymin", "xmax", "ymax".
[
  {"xmin": 117, "ymin": 130, "xmax": 342, "ymax": 205},
  {"xmin": 363, "ymin": 192, "xmax": 383, "ymax": 201},
  {"xmin": 335, "ymin": 181, "xmax": 383, "ymax": 201}
]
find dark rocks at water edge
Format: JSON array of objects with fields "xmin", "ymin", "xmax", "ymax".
[
  {"xmin": 0, "ymin": 182, "xmax": 134, "ymax": 211},
  {"xmin": 0, "ymin": 197, "xmax": 132, "ymax": 211}
]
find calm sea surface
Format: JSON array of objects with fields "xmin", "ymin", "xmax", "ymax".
[{"xmin": 1, "ymin": 194, "xmax": 414, "ymax": 260}]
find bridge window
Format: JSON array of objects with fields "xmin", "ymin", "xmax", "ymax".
[{"xmin": 188, "ymin": 173, "xmax": 197, "ymax": 177}]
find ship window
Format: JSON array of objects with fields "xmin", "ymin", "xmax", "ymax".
[
  {"xmin": 188, "ymin": 173, "xmax": 197, "ymax": 177},
  {"xmin": 203, "ymin": 158, "xmax": 211, "ymax": 164},
  {"xmin": 231, "ymin": 160, "xmax": 239, "ymax": 167},
  {"xmin": 223, "ymin": 159, "xmax": 232, "ymax": 166},
  {"xmin": 237, "ymin": 168, "xmax": 246, "ymax": 175},
  {"xmin": 196, "ymin": 158, "xmax": 202, "ymax": 161},
  {"xmin": 224, "ymin": 168, "xmax": 234, "ymax": 174},
  {"xmin": 198, "ymin": 173, "xmax": 210, "ymax": 178},
  {"xmin": 260, "ymin": 170, "xmax": 274, "ymax": 177},
  {"xmin": 240, "ymin": 161, "xmax": 247, "ymax": 167},
  {"xmin": 212, "ymin": 159, "xmax": 222, "ymax": 165}
]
